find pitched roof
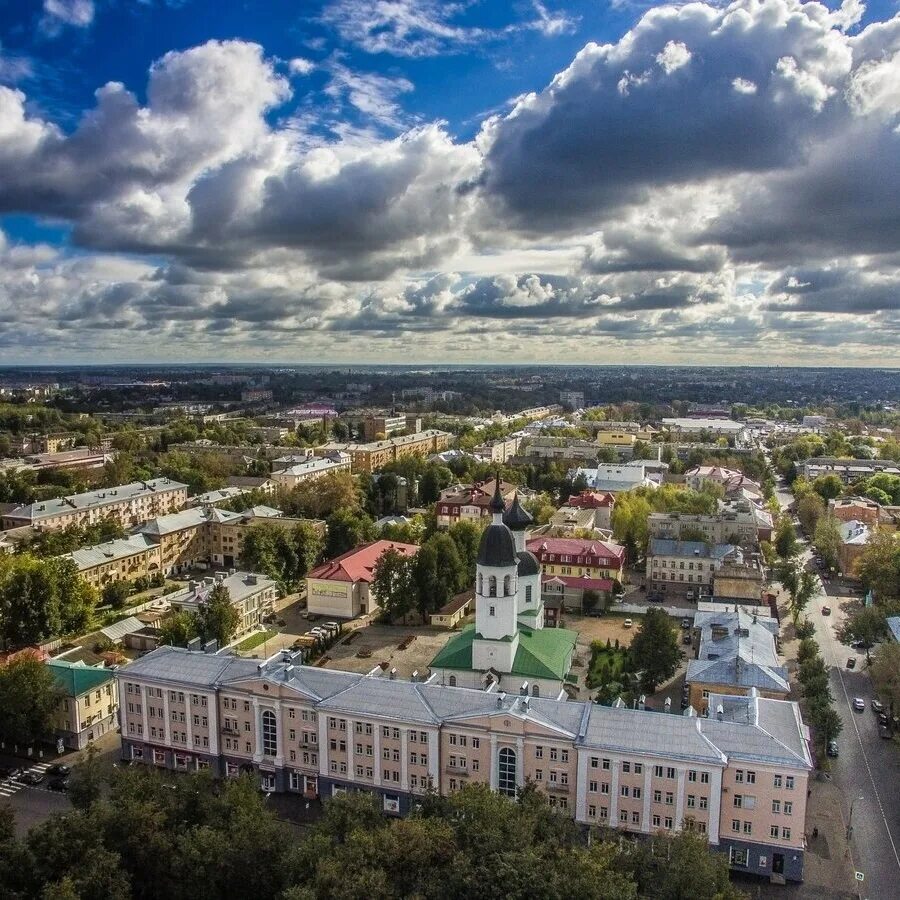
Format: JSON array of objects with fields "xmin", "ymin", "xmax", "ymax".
[
  {"xmin": 47, "ymin": 659, "xmax": 115, "ymax": 697},
  {"xmin": 139, "ymin": 505, "xmax": 242, "ymax": 536},
  {"xmin": 67, "ymin": 534, "xmax": 158, "ymax": 570},
  {"xmin": 649, "ymin": 538, "xmax": 736, "ymax": 559},
  {"xmin": 526, "ymin": 536, "xmax": 624, "ymax": 560},
  {"xmin": 307, "ymin": 540, "xmax": 419, "ymax": 583},
  {"xmin": 542, "ymin": 574, "xmax": 614, "ymax": 591}
]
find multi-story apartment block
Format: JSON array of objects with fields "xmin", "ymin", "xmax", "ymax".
[
  {"xmin": 559, "ymin": 391, "xmax": 585, "ymax": 410},
  {"xmin": 797, "ymin": 457, "xmax": 900, "ymax": 484},
  {"xmin": 648, "ymin": 501, "xmax": 773, "ymax": 549},
  {"xmin": 525, "ymin": 536, "xmax": 626, "ymax": 583},
  {"xmin": 48, "ymin": 659, "xmax": 119, "ymax": 750},
  {"xmin": 66, "ymin": 534, "xmax": 164, "ymax": 590},
  {"xmin": 165, "ymin": 571, "xmax": 278, "ymax": 638},
  {"xmin": 686, "ymin": 606, "xmax": 788, "ymax": 713},
  {"xmin": 435, "ymin": 479, "xmax": 520, "ymax": 528},
  {"xmin": 473, "ymin": 436, "xmax": 521, "ymax": 463},
  {"xmin": 117, "ymin": 649, "xmax": 811, "ymax": 882},
  {"xmin": 315, "ymin": 430, "xmax": 451, "ymax": 474},
  {"xmin": 1, "ymin": 477, "xmax": 188, "ymax": 532},
  {"xmin": 647, "ymin": 539, "xmax": 734, "ymax": 600},
  {"xmin": 271, "ymin": 453, "xmax": 352, "ymax": 489}
]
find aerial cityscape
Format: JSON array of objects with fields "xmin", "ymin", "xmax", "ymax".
[{"xmin": 0, "ymin": 1, "xmax": 899, "ymax": 899}]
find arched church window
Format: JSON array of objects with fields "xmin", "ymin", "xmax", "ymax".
[
  {"xmin": 477, "ymin": 573, "xmax": 483, "ymax": 594},
  {"xmin": 261, "ymin": 710, "xmax": 277, "ymax": 758},
  {"xmin": 489, "ymin": 576, "xmax": 497, "ymax": 597},
  {"xmin": 503, "ymin": 575, "xmax": 512, "ymax": 596},
  {"xmin": 525, "ymin": 585, "xmax": 532, "ymax": 604},
  {"xmin": 449, "ymin": 675, "xmax": 456, "ymax": 687},
  {"xmin": 531, "ymin": 684, "xmax": 540, "ymax": 698}
]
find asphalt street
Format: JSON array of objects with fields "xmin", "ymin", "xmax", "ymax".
[
  {"xmin": 0, "ymin": 759, "xmax": 72, "ymax": 837},
  {"xmin": 775, "ymin": 478, "xmax": 900, "ymax": 899}
]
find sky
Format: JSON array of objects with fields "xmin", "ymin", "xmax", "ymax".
[{"xmin": 0, "ymin": 0, "xmax": 898, "ymax": 366}]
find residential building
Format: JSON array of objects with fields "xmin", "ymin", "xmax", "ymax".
[
  {"xmin": 3, "ymin": 447, "xmax": 113, "ymax": 473},
  {"xmin": 165, "ymin": 571, "xmax": 279, "ymax": 638},
  {"xmin": 570, "ymin": 463, "xmax": 659, "ymax": 494},
  {"xmin": 540, "ymin": 575, "xmax": 616, "ymax": 614},
  {"xmin": 647, "ymin": 539, "xmax": 737, "ymax": 600},
  {"xmin": 525, "ymin": 536, "xmax": 626, "ymax": 584},
  {"xmin": 801, "ymin": 415, "xmax": 828, "ymax": 429},
  {"xmin": 48, "ymin": 659, "xmax": 118, "ymax": 750},
  {"xmin": 430, "ymin": 488, "xmax": 578, "ymax": 697},
  {"xmin": 711, "ymin": 552, "xmax": 767, "ymax": 606},
  {"xmin": 117, "ymin": 650, "xmax": 811, "ymax": 882},
  {"xmin": 518, "ymin": 436, "xmax": 606, "ymax": 462},
  {"xmin": 1, "ymin": 477, "xmax": 188, "ymax": 532},
  {"xmin": 436, "ymin": 479, "xmax": 520, "ymax": 528},
  {"xmin": 837, "ymin": 520, "xmax": 871, "ymax": 577},
  {"xmin": 430, "ymin": 591, "xmax": 474, "ymax": 629},
  {"xmin": 271, "ymin": 453, "xmax": 352, "ymax": 489},
  {"xmin": 797, "ymin": 457, "xmax": 900, "ymax": 484},
  {"xmin": 225, "ymin": 476, "xmax": 277, "ymax": 496},
  {"xmin": 662, "ymin": 418, "xmax": 746, "ymax": 437},
  {"xmin": 186, "ymin": 487, "xmax": 251, "ymax": 508},
  {"xmin": 361, "ymin": 414, "xmax": 421, "ymax": 441},
  {"xmin": 559, "ymin": 390, "xmax": 585, "ymax": 410},
  {"xmin": 828, "ymin": 497, "xmax": 882, "ymax": 528},
  {"xmin": 686, "ymin": 606, "xmax": 788, "ymax": 713},
  {"xmin": 315, "ymin": 431, "xmax": 451, "ymax": 474},
  {"xmin": 306, "ymin": 540, "xmax": 419, "ymax": 618},
  {"xmin": 65, "ymin": 534, "xmax": 163, "ymax": 590},
  {"xmin": 648, "ymin": 502, "xmax": 772, "ymax": 549},
  {"xmin": 473, "ymin": 436, "xmax": 521, "ymax": 463},
  {"xmin": 595, "ymin": 431, "xmax": 638, "ymax": 457},
  {"xmin": 561, "ymin": 490, "xmax": 616, "ymax": 530},
  {"xmin": 684, "ymin": 467, "xmax": 762, "ymax": 499}
]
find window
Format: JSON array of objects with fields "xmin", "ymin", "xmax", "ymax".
[
  {"xmin": 590, "ymin": 756, "xmax": 598, "ymax": 768},
  {"xmin": 732, "ymin": 819, "xmax": 741, "ymax": 833},
  {"xmin": 448, "ymin": 676, "xmax": 456, "ymax": 687},
  {"xmin": 699, "ymin": 796, "xmax": 708, "ymax": 810},
  {"xmin": 666, "ymin": 767, "xmax": 676, "ymax": 779},
  {"xmin": 549, "ymin": 748, "xmax": 558, "ymax": 761},
  {"xmin": 735, "ymin": 770, "xmax": 744, "ymax": 783},
  {"xmin": 602, "ymin": 758, "xmax": 610, "ymax": 771},
  {"xmin": 619, "ymin": 810, "xmax": 628, "ymax": 823},
  {"xmin": 770, "ymin": 825, "xmax": 779, "ymax": 839},
  {"xmin": 688, "ymin": 770, "xmax": 697, "ymax": 783},
  {"xmin": 786, "ymin": 776, "xmax": 794, "ymax": 790},
  {"xmin": 489, "ymin": 576, "xmax": 497, "ymax": 597},
  {"xmin": 665, "ymin": 792, "xmax": 674, "ymax": 806},
  {"xmin": 261, "ymin": 710, "xmax": 277, "ymax": 757},
  {"xmin": 734, "ymin": 795, "xmax": 743, "ymax": 808},
  {"xmin": 782, "ymin": 827, "xmax": 791, "ymax": 840},
  {"xmin": 773, "ymin": 774, "xmax": 782, "ymax": 788},
  {"xmin": 622, "ymin": 761, "xmax": 630, "ymax": 773},
  {"xmin": 746, "ymin": 771, "xmax": 756, "ymax": 784},
  {"xmin": 664, "ymin": 817, "xmax": 673, "ymax": 829},
  {"xmin": 589, "ymin": 804, "xmax": 597, "ymax": 818},
  {"xmin": 535, "ymin": 769, "xmax": 543, "ymax": 781},
  {"xmin": 784, "ymin": 801, "xmax": 793, "ymax": 816},
  {"xmin": 654, "ymin": 765, "xmax": 663, "ymax": 777},
  {"xmin": 489, "ymin": 606, "xmax": 495, "ymax": 616},
  {"xmin": 772, "ymin": 800, "xmax": 781, "ymax": 814},
  {"xmin": 687, "ymin": 795, "xmax": 696, "ymax": 808},
  {"xmin": 700, "ymin": 772, "xmax": 709, "ymax": 784},
  {"xmin": 633, "ymin": 763, "xmax": 642, "ymax": 775},
  {"xmin": 561, "ymin": 750, "xmax": 569, "ymax": 763},
  {"xmin": 620, "ymin": 785, "xmax": 629, "ymax": 797},
  {"xmin": 653, "ymin": 790, "xmax": 662, "ymax": 803},
  {"xmin": 653, "ymin": 815, "xmax": 661, "ymax": 827},
  {"xmin": 503, "ymin": 575, "xmax": 512, "ymax": 596},
  {"xmin": 589, "ymin": 780, "xmax": 598, "ymax": 793},
  {"xmin": 472, "ymin": 738, "xmax": 479, "ymax": 749},
  {"xmin": 632, "ymin": 811, "xmax": 640, "ymax": 825},
  {"xmin": 498, "ymin": 747, "xmax": 517, "ymax": 798},
  {"xmin": 743, "ymin": 821, "xmax": 752, "ymax": 835}
]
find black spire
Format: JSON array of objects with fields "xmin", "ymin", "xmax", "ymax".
[
  {"xmin": 489, "ymin": 473, "xmax": 505, "ymax": 514},
  {"xmin": 502, "ymin": 492, "xmax": 533, "ymax": 531}
]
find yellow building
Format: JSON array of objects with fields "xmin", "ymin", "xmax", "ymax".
[
  {"xmin": 47, "ymin": 659, "xmax": 119, "ymax": 750},
  {"xmin": 595, "ymin": 431, "xmax": 637, "ymax": 451},
  {"xmin": 66, "ymin": 535, "xmax": 163, "ymax": 589},
  {"xmin": 316, "ymin": 430, "xmax": 451, "ymax": 474}
]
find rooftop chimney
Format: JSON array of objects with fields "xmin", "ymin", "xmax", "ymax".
[
  {"xmin": 497, "ymin": 691, "xmax": 506, "ymax": 708},
  {"xmin": 411, "ymin": 670, "xmax": 419, "ymax": 682},
  {"xmin": 520, "ymin": 681, "xmax": 529, "ymax": 696}
]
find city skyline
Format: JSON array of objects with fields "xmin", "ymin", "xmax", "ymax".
[{"xmin": 0, "ymin": 0, "xmax": 898, "ymax": 365}]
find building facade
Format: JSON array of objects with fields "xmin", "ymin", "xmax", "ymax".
[
  {"xmin": 271, "ymin": 453, "xmax": 352, "ymax": 490},
  {"xmin": 1, "ymin": 477, "xmax": 188, "ymax": 531},
  {"xmin": 117, "ymin": 648, "xmax": 811, "ymax": 882},
  {"xmin": 48, "ymin": 659, "xmax": 119, "ymax": 750},
  {"xmin": 316, "ymin": 430, "xmax": 451, "ymax": 474},
  {"xmin": 525, "ymin": 536, "xmax": 626, "ymax": 583}
]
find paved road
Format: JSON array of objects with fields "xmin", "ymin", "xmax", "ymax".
[
  {"xmin": 0, "ymin": 759, "xmax": 72, "ymax": 837},
  {"xmin": 771, "ymin": 468, "xmax": 900, "ymax": 899}
]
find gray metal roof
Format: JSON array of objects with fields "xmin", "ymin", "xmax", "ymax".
[
  {"xmin": 67, "ymin": 534, "xmax": 158, "ymax": 570},
  {"xmin": 100, "ymin": 615, "xmax": 146, "ymax": 641},
  {"xmin": 649, "ymin": 538, "xmax": 736, "ymax": 559},
  {"xmin": 120, "ymin": 645, "xmax": 259, "ymax": 686},
  {"xmin": 6, "ymin": 477, "xmax": 187, "ymax": 522},
  {"xmin": 139, "ymin": 505, "xmax": 241, "ymax": 536}
]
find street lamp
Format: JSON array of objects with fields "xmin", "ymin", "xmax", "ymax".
[{"xmin": 847, "ymin": 795, "xmax": 864, "ymax": 840}]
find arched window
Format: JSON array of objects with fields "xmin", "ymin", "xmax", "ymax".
[
  {"xmin": 477, "ymin": 573, "xmax": 483, "ymax": 594},
  {"xmin": 261, "ymin": 709, "xmax": 277, "ymax": 757},
  {"xmin": 531, "ymin": 684, "xmax": 540, "ymax": 697},
  {"xmin": 488, "ymin": 576, "xmax": 497, "ymax": 597},
  {"xmin": 525, "ymin": 585, "xmax": 533, "ymax": 605},
  {"xmin": 503, "ymin": 575, "xmax": 512, "ymax": 596},
  {"xmin": 448, "ymin": 675, "xmax": 456, "ymax": 687},
  {"xmin": 498, "ymin": 747, "xmax": 517, "ymax": 797}
]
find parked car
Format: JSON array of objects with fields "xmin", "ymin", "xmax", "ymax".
[
  {"xmin": 682, "ymin": 633, "xmax": 692, "ymax": 645},
  {"xmin": 17, "ymin": 771, "xmax": 43, "ymax": 785},
  {"xmin": 852, "ymin": 697, "xmax": 865, "ymax": 711},
  {"xmin": 680, "ymin": 618, "xmax": 691, "ymax": 630},
  {"xmin": 847, "ymin": 658, "xmax": 856, "ymax": 669},
  {"xmin": 47, "ymin": 776, "xmax": 70, "ymax": 792},
  {"xmin": 0, "ymin": 766, "xmax": 24, "ymax": 779},
  {"xmin": 623, "ymin": 619, "xmax": 633, "ymax": 628},
  {"xmin": 822, "ymin": 606, "xmax": 831, "ymax": 615},
  {"xmin": 879, "ymin": 725, "xmax": 892, "ymax": 740},
  {"xmin": 46, "ymin": 763, "xmax": 70, "ymax": 777},
  {"xmin": 827, "ymin": 740, "xmax": 839, "ymax": 757},
  {"xmin": 872, "ymin": 699, "xmax": 885, "ymax": 713}
]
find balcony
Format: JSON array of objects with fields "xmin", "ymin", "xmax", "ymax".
[
  {"xmin": 444, "ymin": 763, "xmax": 469, "ymax": 775},
  {"xmin": 546, "ymin": 781, "xmax": 570, "ymax": 794}
]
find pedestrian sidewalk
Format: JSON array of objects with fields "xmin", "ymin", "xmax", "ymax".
[{"xmin": 801, "ymin": 774, "xmax": 858, "ymax": 899}]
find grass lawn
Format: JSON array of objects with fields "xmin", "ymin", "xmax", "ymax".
[
  {"xmin": 235, "ymin": 630, "xmax": 278, "ymax": 652},
  {"xmin": 586, "ymin": 643, "xmax": 630, "ymax": 689}
]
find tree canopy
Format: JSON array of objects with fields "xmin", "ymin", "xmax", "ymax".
[{"xmin": 628, "ymin": 608, "xmax": 680, "ymax": 693}]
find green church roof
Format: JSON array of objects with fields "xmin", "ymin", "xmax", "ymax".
[
  {"xmin": 429, "ymin": 623, "xmax": 577, "ymax": 682},
  {"xmin": 47, "ymin": 660, "xmax": 115, "ymax": 698}
]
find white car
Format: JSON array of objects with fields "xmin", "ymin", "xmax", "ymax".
[
  {"xmin": 852, "ymin": 698, "xmax": 865, "ymax": 712},
  {"xmin": 623, "ymin": 619, "xmax": 633, "ymax": 628}
]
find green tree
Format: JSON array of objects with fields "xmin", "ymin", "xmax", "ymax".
[
  {"xmin": 0, "ymin": 656, "xmax": 62, "ymax": 746},
  {"xmin": 101, "ymin": 580, "xmax": 131, "ymax": 610},
  {"xmin": 241, "ymin": 521, "xmax": 323, "ymax": 592},
  {"xmin": 871, "ymin": 642, "xmax": 900, "ymax": 718},
  {"xmin": 628, "ymin": 609, "xmax": 680, "ymax": 693},
  {"xmin": 854, "ymin": 532, "xmax": 900, "ymax": 603},
  {"xmin": 796, "ymin": 492, "xmax": 826, "ymax": 535},
  {"xmin": 197, "ymin": 584, "xmax": 240, "ymax": 647},
  {"xmin": 773, "ymin": 518, "xmax": 799, "ymax": 559},
  {"xmin": 324, "ymin": 507, "xmax": 375, "ymax": 559},
  {"xmin": 67, "ymin": 744, "xmax": 105, "ymax": 811},
  {"xmin": 812, "ymin": 474, "xmax": 843, "ymax": 501},
  {"xmin": 813, "ymin": 514, "xmax": 842, "ymax": 572},
  {"xmin": 837, "ymin": 604, "xmax": 887, "ymax": 661},
  {"xmin": 0, "ymin": 554, "xmax": 97, "ymax": 647},
  {"xmin": 370, "ymin": 549, "xmax": 415, "ymax": 622},
  {"xmin": 157, "ymin": 610, "xmax": 199, "ymax": 647}
]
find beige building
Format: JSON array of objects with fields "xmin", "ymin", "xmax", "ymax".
[
  {"xmin": 473, "ymin": 436, "xmax": 521, "ymax": 463},
  {"xmin": 271, "ymin": 453, "xmax": 352, "ymax": 489},
  {"xmin": 1, "ymin": 478, "xmax": 187, "ymax": 532},
  {"xmin": 118, "ymin": 647, "xmax": 812, "ymax": 883},
  {"xmin": 306, "ymin": 540, "xmax": 419, "ymax": 618},
  {"xmin": 48, "ymin": 659, "xmax": 118, "ymax": 750},
  {"xmin": 316, "ymin": 430, "xmax": 451, "ymax": 474},
  {"xmin": 66, "ymin": 534, "xmax": 163, "ymax": 589}
]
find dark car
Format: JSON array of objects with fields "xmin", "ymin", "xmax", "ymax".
[
  {"xmin": 827, "ymin": 740, "xmax": 839, "ymax": 757},
  {"xmin": 17, "ymin": 771, "xmax": 44, "ymax": 785},
  {"xmin": 0, "ymin": 766, "xmax": 24, "ymax": 779},
  {"xmin": 879, "ymin": 725, "xmax": 892, "ymax": 740},
  {"xmin": 682, "ymin": 633, "xmax": 692, "ymax": 645},
  {"xmin": 46, "ymin": 763, "xmax": 70, "ymax": 777},
  {"xmin": 872, "ymin": 699, "xmax": 885, "ymax": 713},
  {"xmin": 822, "ymin": 606, "xmax": 831, "ymax": 615},
  {"xmin": 878, "ymin": 712, "xmax": 890, "ymax": 726},
  {"xmin": 846, "ymin": 658, "xmax": 856, "ymax": 669},
  {"xmin": 47, "ymin": 775, "xmax": 70, "ymax": 791}
]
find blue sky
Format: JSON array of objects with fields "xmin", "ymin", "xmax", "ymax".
[{"xmin": 0, "ymin": 0, "xmax": 898, "ymax": 364}]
